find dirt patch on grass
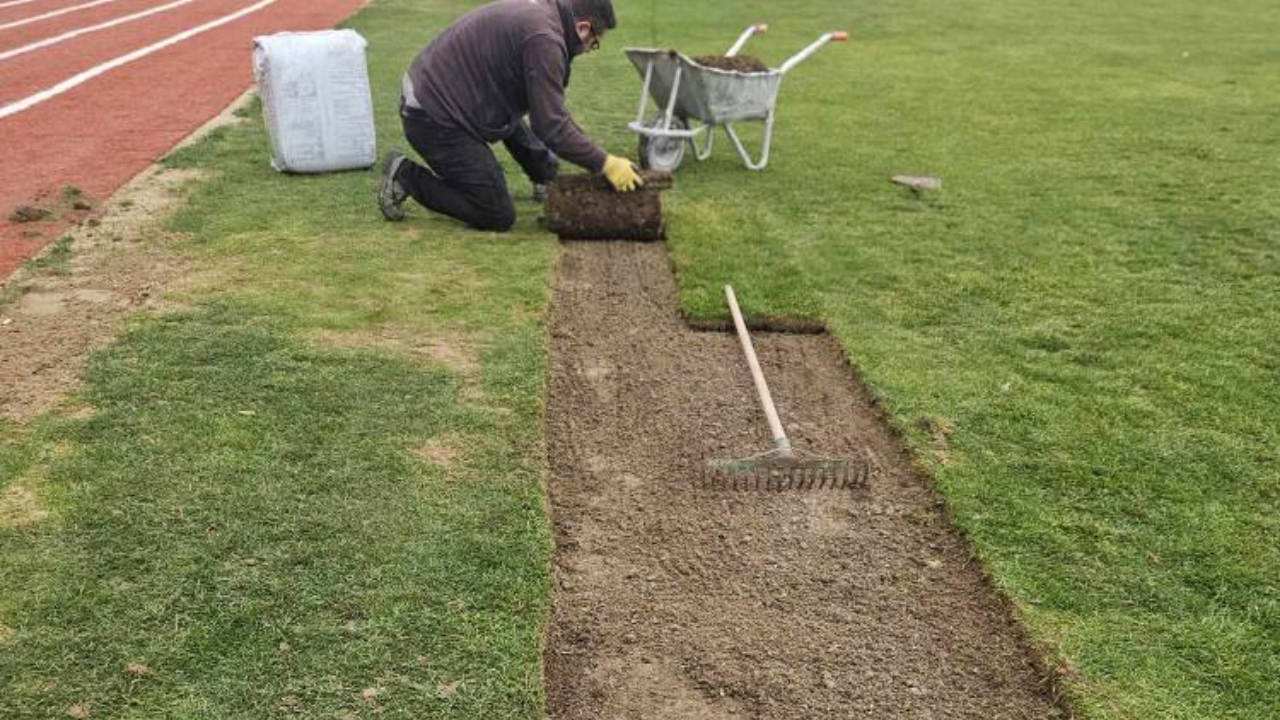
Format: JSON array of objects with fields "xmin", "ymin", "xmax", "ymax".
[
  {"xmin": 692, "ymin": 54, "xmax": 769, "ymax": 73},
  {"xmin": 918, "ymin": 414, "xmax": 955, "ymax": 466},
  {"xmin": 0, "ymin": 478, "xmax": 47, "ymax": 528},
  {"xmin": 0, "ymin": 166, "xmax": 203, "ymax": 422},
  {"xmin": 415, "ymin": 338, "xmax": 480, "ymax": 375},
  {"xmin": 544, "ymin": 242, "xmax": 1064, "ymax": 719},
  {"xmin": 312, "ymin": 329, "xmax": 481, "ymax": 376},
  {"xmin": 413, "ymin": 435, "xmax": 463, "ymax": 466}
]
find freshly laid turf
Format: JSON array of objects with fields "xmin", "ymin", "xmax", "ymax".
[{"xmin": 1, "ymin": 0, "xmax": 1276, "ymax": 718}]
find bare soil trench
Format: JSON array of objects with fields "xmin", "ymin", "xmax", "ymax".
[{"xmin": 544, "ymin": 241, "xmax": 1065, "ymax": 719}]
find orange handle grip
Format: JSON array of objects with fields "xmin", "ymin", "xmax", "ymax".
[
  {"xmin": 832, "ymin": 31, "xmax": 849, "ymax": 41},
  {"xmin": 756, "ymin": 24, "xmax": 769, "ymax": 33}
]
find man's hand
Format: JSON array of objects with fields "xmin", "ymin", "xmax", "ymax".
[{"xmin": 602, "ymin": 155, "xmax": 644, "ymax": 192}]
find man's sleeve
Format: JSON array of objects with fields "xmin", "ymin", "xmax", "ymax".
[{"xmin": 523, "ymin": 35, "xmax": 608, "ymax": 173}]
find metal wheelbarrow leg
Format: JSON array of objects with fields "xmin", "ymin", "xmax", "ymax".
[
  {"xmin": 722, "ymin": 111, "xmax": 775, "ymax": 171},
  {"xmin": 722, "ymin": 30, "xmax": 846, "ymax": 171}
]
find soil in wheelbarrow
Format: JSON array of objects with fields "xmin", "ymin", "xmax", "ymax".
[
  {"xmin": 543, "ymin": 241, "xmax": 1068, "ymax": 719},
  {"xmin": 692, "ymin": 54, "xmax": 769, "ymax": 73},
  {"xmin": 544, "ymin": 171, "xmax": 673, "ymax": 241}
]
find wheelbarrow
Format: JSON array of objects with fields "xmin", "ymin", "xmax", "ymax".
[{"xmin": 624, "ymin": 25, "xmax": 848, "ymax": 172}]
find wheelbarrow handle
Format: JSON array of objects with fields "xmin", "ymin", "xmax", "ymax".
[
  {"xmin": 726, "ymin": 23, "xmax": 768, "ymax": 57},
  {"xmin": 779, "ymin": 31, "xmax": 849, "ymax": 74}
]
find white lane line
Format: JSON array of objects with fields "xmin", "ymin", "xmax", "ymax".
[
  {"xmin": 0, "ymin": 0, "xmax": 136, "ymax": 32},
  {"xmin": 1, "ymin": 0, "xmax": 206, "ymax": 62},
  {"xmin": 0, "ymin": 0, "xmax": 282, "ymax": 119},
  {"xmin": 0, "ymin": 0, "xmax": 58, "ymax": 10}
]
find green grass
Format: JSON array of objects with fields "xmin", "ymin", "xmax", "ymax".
[
  {"xmin": 25, "ymin": 235, "xmax": 74, "ymax": 276},
  {"xmin": 2, "ymin": 0, "xmax": 1277, "ymax": 718},
  {"xmin": 0, "ymin": 234, "xmax": 76, "ymax": 305},
  {"xmin": 2, "ymin": 305, "xmax": 548, "ymax": 718},
  {"xmin": 1, "ymin": 1, "xmax": 555, "ymax": 716}
]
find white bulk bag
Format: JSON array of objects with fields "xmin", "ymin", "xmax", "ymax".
[{"xmin": 253, "ymin": 29, "xmax": 376, "ymax": 173}]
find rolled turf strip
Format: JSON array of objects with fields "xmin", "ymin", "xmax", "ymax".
[{"xmin": 545, "ymin": 171, "xmax": 673, "ymax": 241}]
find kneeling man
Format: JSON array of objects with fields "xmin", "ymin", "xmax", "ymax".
[{"xmin": 378, "ymin": 0, "xmax": 642, "ymax": 231}]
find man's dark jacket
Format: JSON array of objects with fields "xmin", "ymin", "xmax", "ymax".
[{"xmin": 406, "ymin": 0, "xmax": 607, "ymax": 171}]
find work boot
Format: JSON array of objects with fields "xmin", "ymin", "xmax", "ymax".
[{"xmin": 378, "ymin": 150, "xmax": 409, "ymax": 221}]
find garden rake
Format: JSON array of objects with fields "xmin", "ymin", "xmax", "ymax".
[{"xmin": 704, "ymin": 286, "xmax": 874, "ymax": 491}]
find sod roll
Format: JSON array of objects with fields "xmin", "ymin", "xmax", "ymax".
[{"xmin": 545, "ymin": 171, "xmax": 673, "ymax": 241}]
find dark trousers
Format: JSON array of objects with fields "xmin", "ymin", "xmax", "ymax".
[{"xmin": 399, "ymin": 103, "xmax": 556, "ymax": 232}]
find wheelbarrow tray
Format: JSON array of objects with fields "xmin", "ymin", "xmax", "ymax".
[
  {"xmin": 624, "ymin": 48, "xmax": 783, "ymax": 124},
  {"xmin": 622, "ymin": 28, "xmax": 846, "ymax": 171}
]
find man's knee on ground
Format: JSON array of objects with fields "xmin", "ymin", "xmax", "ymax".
[{"xmin": 474, "ymin": 203, "xmax": 517, "ymax": 232}]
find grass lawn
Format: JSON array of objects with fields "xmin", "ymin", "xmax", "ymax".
[
  {"xmin": 2, "ymin": 0, "xmax": 1277, "ymax": 718},
  {"xmin": 640, "ymin": 1, "xmax": 1280, "ymax": 718}
]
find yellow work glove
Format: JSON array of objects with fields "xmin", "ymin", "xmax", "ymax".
[{"xmin": 602, "ymin": 155, "xmax": 644, "ymax": 192}]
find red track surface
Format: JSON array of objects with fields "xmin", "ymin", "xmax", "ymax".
[{"xmin": 0, "ymin": 0, "xmax": 369, "ymax": 278}]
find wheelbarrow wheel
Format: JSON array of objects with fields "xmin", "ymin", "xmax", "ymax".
[{"xmin": 639, "ymin": 116, "xmax": 688, "ymax": 173}]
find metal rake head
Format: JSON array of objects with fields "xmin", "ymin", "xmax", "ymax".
[{"xmin": 700, "ymin": 448, "xmax": 874, "ymax": 492}]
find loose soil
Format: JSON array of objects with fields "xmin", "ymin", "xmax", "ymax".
[
  {"xmin": 692, "ymin": 55, "xmax": 770, "ymax": 73},
  {"xmin": 544, "ymin": 241, "xmax": 1064, "ymax": 719},
  {"xmin": 7, "ymin": 187, "xmax": 94, "ymax": 225},
  {"xmin": 8, "ymin": 206, "xmax": 51, "ymax": 224},
  {"xmin": 546, "ymin": 172, "xmax": 673, "ymax": 241}
]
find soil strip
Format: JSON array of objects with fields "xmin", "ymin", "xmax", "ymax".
[{"xmin": 544, "ymin": 241, "xmax": 1064, "ymax": 719}]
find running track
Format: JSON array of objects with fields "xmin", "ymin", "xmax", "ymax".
[{"xmin": 0, "ymin": 0, "xmax": 370, "ymax": 278}]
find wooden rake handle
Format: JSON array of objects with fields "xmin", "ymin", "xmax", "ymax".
[{"xmin": 725, "ymin": 286, "xmax": 793, "ymax": 458}]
